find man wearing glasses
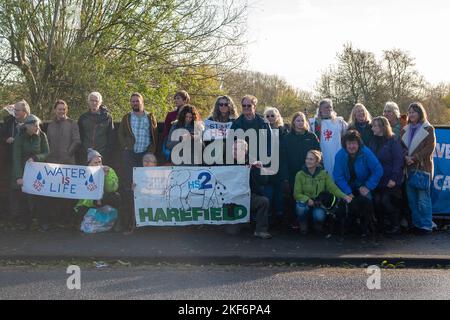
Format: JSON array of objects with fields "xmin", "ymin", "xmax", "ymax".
[{"xmin": 230, "ymin": 95, "xmax": 272, "ymax": 162}]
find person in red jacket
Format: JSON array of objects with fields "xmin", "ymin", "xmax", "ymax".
[{"xmin": 162, "ymin": 90, "xmax": 190, "ymax": 161}]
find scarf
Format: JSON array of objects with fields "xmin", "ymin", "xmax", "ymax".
[{"xmin": 408, "ymin": 123, "xmax": 422, "ymax": 148}]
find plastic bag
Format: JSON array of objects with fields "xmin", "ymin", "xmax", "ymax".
[{"xmin": 80, "ymin": 205, "xmax": 118, "ymax": 233}]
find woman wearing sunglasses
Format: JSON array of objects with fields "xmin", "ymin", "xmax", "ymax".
[
  {"xmin": 262, "ymin": 107, "xmax": 290, "ymax": 225},
  {"xmin": 208, "ymin": 95, "xmax": 239, "ymax": 123}
]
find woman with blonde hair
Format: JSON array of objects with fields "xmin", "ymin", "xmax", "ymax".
[
  {"xmin": 263, "ymin": 107, "xmax": 289, "ymax": 133},
  {"xmin": 261, "ymin": 107, "xmax": 289, "ymax": 224},
  {"xmin": 294, "ymin": 150, "xmax": 352, "ymax": 235},
  {"xmin": 348, "ymin": 103, "xmax": 373, "ymax": 145},
  {"xmin": 281, "ymin": 112, "xmax": 320, "ymax": 229},
  {"xmin": 383, "ymin": 101, "xmax": 407, "ymax": 137},
  {"xmin": 369, "ymin": 116, "xmax": 405, "ymax": 235}
]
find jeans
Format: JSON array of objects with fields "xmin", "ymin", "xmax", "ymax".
[
  {"xmin": 406, "ymin": 183, "xmax": 433, "ymax": 231},
  {"xmin": 295, "ymin": 201, "xmax": 326, "ymax": 232}
]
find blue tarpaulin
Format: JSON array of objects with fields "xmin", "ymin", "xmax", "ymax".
[{"xmin": 432, "ymin": 127, "xmax": 450, "ymax": 215}]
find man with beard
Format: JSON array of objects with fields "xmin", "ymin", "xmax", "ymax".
[{"xmin": 118, "ymin": 92, "xmax": 158, "ymax": 232}]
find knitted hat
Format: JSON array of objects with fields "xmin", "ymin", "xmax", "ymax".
[
  {"xmin": 87, "ymin": 148, "xmax": 102, "ymax": 163},
  {"xmin": 24, "ymin": 114, "xmax": 41, "ymax": 125}
]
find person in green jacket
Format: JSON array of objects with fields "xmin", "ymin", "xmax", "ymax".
[
  {"xmin": 294, "ymin": 150, "xmax": 352, "ymax": 235},
  {"xmin": 13, "ymin": 114, "xmax": 50, "ymax": 230},
  {"xmin": 74, "ymin": 148, "xmax": 121, "ymax": 230}
]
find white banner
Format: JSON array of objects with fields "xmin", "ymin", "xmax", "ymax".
[
  {"xmin": 133, "ymin": 166, "xmax": 251, "ymax": 226},
  {"xmin": 203, "ymin": 120, "xmax": 233, "ymax": 141},
  {"xmin": 22, "ymin": 162, "xmax": 105, "ymax": 200}
]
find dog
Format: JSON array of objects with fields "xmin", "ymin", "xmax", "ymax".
[{"xmin": 318, "ymin": 191, "xmax": 377, "ymax": 241}]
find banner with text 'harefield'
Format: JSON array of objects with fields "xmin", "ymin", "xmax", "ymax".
[
  {"xmin": 133, "ymin": 166, "xmax": 251, "ymax": 226},
  {"xmin": 22, "ymin": 162, "xmax": 104, "ymax": 200}
]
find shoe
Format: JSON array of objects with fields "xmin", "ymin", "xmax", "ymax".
[
  {"xmin": 291, "ymin": 220, "xmax": 300, "ymax": 230},
  {"xmin": 38, "ymin": 224, "xmax": 50, "ymax": 232},
  {"xmin": 254, "ymin": 231, "xmax": 272, "ymax": 239},
  {"xmin": 413, "ymin": 227, "xmax": 432, "ymax": 236},
  {"xmin": 385, "ymin": 226, "xmax": 401, "ymax": 235}
]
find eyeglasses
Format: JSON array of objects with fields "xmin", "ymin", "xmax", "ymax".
[
  {"xmin": 266, "ymin": 114, "xmax": 275, "ymax": 118},
  {"xmin": 218, "ymin": 103, "xmax": 229, "ymax": 107},
  {"xmin": 242, "ymin": 104, "xmax": 253, "ymax": 109}
]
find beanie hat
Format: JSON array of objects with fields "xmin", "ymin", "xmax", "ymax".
[
  {"xmin": 24, "ymin": 114, "xmax": 41, "ymax": 125},
  {"xmin": 87, "ymin": 148, "xmax": 102, "ymax": 164}
]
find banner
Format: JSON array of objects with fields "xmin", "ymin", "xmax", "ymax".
[
  {"xmin": 133, "ymin": 166, "xmax": 251, "ymax": 226},
  {"xmin": 22, "ymin": 162, "xmax": 104, "ymax": 200},
  {"xmin": 203, "ymin": 120, "xmax": 233, "ymax": 141},
  {"xmin": 432, "ymin": 128, "xmax": 450, "ymax": 215}
]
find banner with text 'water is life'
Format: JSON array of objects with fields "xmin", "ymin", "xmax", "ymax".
[{"xmin": 22, "ymin": 162, "xmax": 104, "ymax": 200}]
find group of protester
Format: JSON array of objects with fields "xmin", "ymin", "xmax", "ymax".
[{"xmin": 2, "ymin": 90, "xmax": 437, "ymax": 240}]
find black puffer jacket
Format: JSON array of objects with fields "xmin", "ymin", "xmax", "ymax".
[{"xmin": 281, "ymin": 130, "xmax": 320, "ymax": 186}]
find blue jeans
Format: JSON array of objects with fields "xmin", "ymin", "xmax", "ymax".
[
  {"xmin": 295, "ymin": 201, "xmax": 326, "ymax": 231},
  {"xmin": 406, "ymin": 183, "xmax": 433, "ymax": 231}
]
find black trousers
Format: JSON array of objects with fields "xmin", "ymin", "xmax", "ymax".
[
  {"xmin": 373, "ymin": 187, "xmax": 402, "ymax": 230},
  {"xmin": 11, "ymin": 190, "xmax": 51, "ymax": 227},
  {"xmin": 335, "ymin": 193, "xmax": 375, "ymax": 236}
]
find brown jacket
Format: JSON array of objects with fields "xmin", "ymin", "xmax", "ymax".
[
  {"xmin": 118, "ymin": 112, "xmax": 158, "ymax": 154},
  {"xmin": 401, "ymin": 121, "xmax": 436, "ymax": 177},
  {"xmin": 46, "ymin": 117, "xmax": 81, "ymax": 164}
]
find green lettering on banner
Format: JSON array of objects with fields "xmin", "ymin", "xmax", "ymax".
[
  {"xmin": 180, "ymin": 209, "xmax": 192, "ymax": 222},
  {"xmin": 211, "ymin": 207, "xmax": 222, "ymax": 221},
  {"xmin": 191, "ymin": 207, "xmax": 204, "ymax": 221},
  {"xmin": 204, "ymin": 208, "xmax": 210, "ymax": 220},
  {"xmin": 210, "ymin": 207, "xmax": 223, "ymax": 221},
  {"xmin": 233, "ymin": 205, "xmax": 248, "ymax": 220},
  {"xmin": 223, "ymin": 206, "xmax": 236, "ymax": 221},
  {"xmin": 166, "ymin": 208, "xmax": 180, "ymax": 222},
  {"xmin": 154, "ymin": 208, "xmax": 168, "ymax": 222},
  {"xmin": 139, "ymin": 208, "xmax": 153, "ymax": 223}
]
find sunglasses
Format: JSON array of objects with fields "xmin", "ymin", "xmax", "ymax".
[
  {"xmin": 266, "ymin": 114, "xmax": 275, "ymax": 118},
  {"xmin": 218, "ymin": 103, "xmax": 229, "ymax": 107},
  {"xmin": 242, "ymin": 104, "xmax": 253, "ymax": 108}
]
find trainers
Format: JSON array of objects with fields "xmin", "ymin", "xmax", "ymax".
[{"xmin": 254, "ymin": 231, "xmax": 272, "ymax": 239}]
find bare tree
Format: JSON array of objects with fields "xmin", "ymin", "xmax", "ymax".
[{"xmin": 0, "ymin": 0, "xmax": 248, "ymax": 118}]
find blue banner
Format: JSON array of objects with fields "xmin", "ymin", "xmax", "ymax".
[{"xmin": 432, "ymin": 128, "xmax": 450, "ymax": 215}]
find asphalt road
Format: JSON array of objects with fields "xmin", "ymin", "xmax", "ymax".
[{"xmin": 1, "ymin": 264, "xmax": 450, "ymax": 300}]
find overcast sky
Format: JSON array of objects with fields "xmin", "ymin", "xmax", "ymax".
[{"xmin": 245, "ymin": 0, "xmax": 449, "ymax": 91}]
